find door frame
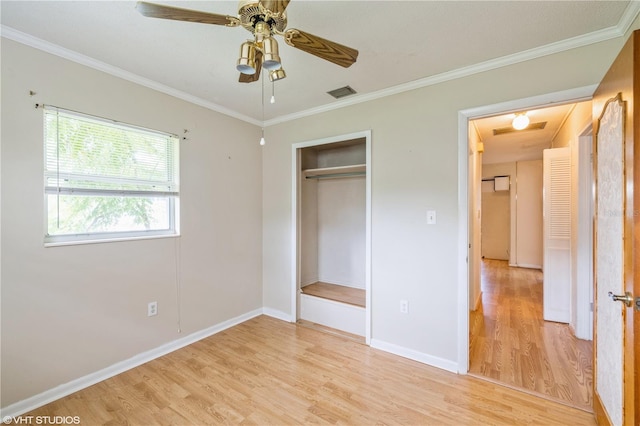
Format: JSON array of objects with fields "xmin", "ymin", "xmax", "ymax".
[
  {"xmin": 290, "ymin": 130, "xmax": 372, "ymax": 344},
  {"xmin": 574, "ymin": 127, "xmax": 594, "ymax": 340},
  {"xmin": 456, "ymin": 85, "xmax": 597, "ymax": 372}
]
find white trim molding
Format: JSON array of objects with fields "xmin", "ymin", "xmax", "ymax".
[
  {"xmin": 262, "ymin": 307, "xmax": 294, "ymax": 323},
  {"xmin": 0, "ymin": 25, "xmax": 261, "ymax": 127},
  {"xmin": 265, "ymin": 9, "xmax": 637, "ymax": 127},
  {"xmin": 370, "ymin": 339, "xmax": 458, "ymax": 374},
  {"xmin": 456, "ymin": 84, "xmax": 598, "ymax": 375},
  {"xmin": 3, "ymin": 0, "xmax": 638, "ymax": 129},
  {"xmin": 0, "ymin": 309, "xmax": 263, "ymax": 418},
  {"xmin": 290, "ymin": 130, "xmax": 373, "ymax": 344}
]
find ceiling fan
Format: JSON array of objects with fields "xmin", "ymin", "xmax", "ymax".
[{"xmin": 136, "ymin": 1, "xmax": 359, "ymax": 83}]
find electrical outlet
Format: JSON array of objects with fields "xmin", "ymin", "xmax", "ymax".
[
  {"xmin": 148, "ymin": 301, "xmax": 158, "ymax": 317},
  {"xmin": 400, "ymin": 300, "xmax": 409, "ymax": 314}
]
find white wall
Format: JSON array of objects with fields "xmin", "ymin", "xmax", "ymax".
[
  {"xmin": 468, "ymin": 127, "xmax": 482, "ymax": 309},
  {"xmin": 482, "ymin": 161, "xmax": 543, "ymax": 268},
  {"xmin": 300, "ymin": 178, "xmax": 319, "ymax": 286},
  {"xmin": 482, "ymin": 163, "xmax": 517, "ymax": 265},
  {"xmin": 3, "ymin": 15, "xmax": 636, "ymax": 409},
  {"xmin": 551, "ymin": 101, "xmax": 593, "ymax": 338},
  {"xmin": 1, "ymin": 39, "xmax": 263, "ymax": 407},
  {"xmin": 516, "ymin": 160, "xmax": 543, "ymax": 268},
  {"xmin": 317, "ymin": 177, "xmax": 366, "ymax": 288},
  {"xmin": 481, "ymin": 187, "xmax": 510, "ymax": 260},
  {"xmin": 262, "ymin": 36, "xmax": 627, "ymax": 367}
]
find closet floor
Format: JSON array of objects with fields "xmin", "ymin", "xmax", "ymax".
[{"xmin": 301, "ymin": 282, "xmax": 365, "ymax": 308}]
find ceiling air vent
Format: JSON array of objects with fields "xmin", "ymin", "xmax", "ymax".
[
  {"xmin": 327, "ymin": 85, "xmax": 357, "ymax": 99},
  {"xmin": 493, "ymin": 121, "xmax": 547, "ymax": 136}
]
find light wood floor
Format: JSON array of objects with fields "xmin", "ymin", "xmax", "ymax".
[
  {"xmin": 301, "ymin": 282, "xmax": 366, "ymax": 307},
  {"xmin": 26, "ymin": 315, "xmax": 595, "ymax": 425},
  {"xmin": 296, "ymin": 319, "xmax": 366, "ymax": 344},
  {"xmin": 469, "ymin": 259, "xmax": 593, "ymax": 412}
]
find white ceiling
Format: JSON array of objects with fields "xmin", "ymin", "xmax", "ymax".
[
  {"xmin": 1, "ymin": 1, "xmax": 638, "ymax": 125},
  {"xmin": 473, "ymin": 102, "xmax": 585, "ymax": 165}
]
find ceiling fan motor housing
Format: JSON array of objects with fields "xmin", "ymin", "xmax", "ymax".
[
  {"xmin": 136, "ymin": 1, "xmax": 359, "ymax": 82},
  {"xmin": 238, "ymin": 0, "xmax": 288, "ymax": 34}
]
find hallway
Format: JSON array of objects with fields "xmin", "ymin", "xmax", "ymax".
[{"xmin": 469, "ymin": 259, "xmax": 593, "ymax": 411}]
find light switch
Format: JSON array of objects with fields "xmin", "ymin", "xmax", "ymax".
[{"xmin": 427, "ymin": 210, "xmax": 436, "ymax": 224}]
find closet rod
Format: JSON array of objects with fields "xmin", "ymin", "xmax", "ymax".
[{"xmin": 305, "ymin": 172, "xmax": 366, "ymax": 180}]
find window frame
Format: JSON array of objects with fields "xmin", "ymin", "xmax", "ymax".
[{"xmin": 43, "ymin": 106, "xmax": 180, "ymax": 246}]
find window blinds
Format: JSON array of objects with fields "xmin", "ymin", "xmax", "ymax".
[{"xmin": 44, "ymin": 106, "xmax": 179, "ymax": 197}]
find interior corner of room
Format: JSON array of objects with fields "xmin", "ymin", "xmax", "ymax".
[{"xmin": 1, "ymin": 3, "xmax": 639, "ymax": 423}]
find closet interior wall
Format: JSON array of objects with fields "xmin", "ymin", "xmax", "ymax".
[{"xmin": 300, "ymin": 140, "xmax": 367, "ymax": 290}]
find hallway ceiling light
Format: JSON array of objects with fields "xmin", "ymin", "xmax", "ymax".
[{"xmin": 512, "ymin": 113, "xmax": 530, "ymax": 130}]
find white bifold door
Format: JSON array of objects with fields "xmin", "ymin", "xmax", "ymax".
[{"xmin": 542, "ymin": 147, "xmax": 571, "ymax": 323}]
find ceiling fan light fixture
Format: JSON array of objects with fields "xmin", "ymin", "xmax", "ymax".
[
  {"xmin": 262, "ymin": 37, "xmax": 282, "ymax": 70},
  {"xmin": 512, "ymin": 113, "xmax": 530, "ymax": 130},
  {"xmin": 269, "ymin": 68, "xmax": 286, "ymax": 82},
  {"xmin": 137, "ymin": 2, "xmax": 359, "ymax": 83},
  {"xmin": 237, "ymin": 41, "xmax": 257, "ymax": 75},
  {"xmin": 253, "ymin": 20, "xmax": 271, "ymax": 42}
]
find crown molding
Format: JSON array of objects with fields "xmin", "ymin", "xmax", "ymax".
[
  {"xmin": 620, "ymin": 0, "xmax": 640, "ymax": 35},
  {"xmin": 0, "ymin": 25, "xmax": 262, "ymax": 127},
  {"xmin": 4, "ymin": 0, "xmax": 639, "ymax": 130},
  {"xmin": 265, "ymin": 18, "xmax": 634, "ymax": 127}
]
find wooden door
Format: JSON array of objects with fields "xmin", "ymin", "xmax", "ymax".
[
  {"xmin": 592, "ymin": 29, "xmax": 638, "ymax": 426},
  {"xmin": 543, "ymin": 147, "xmax": 571, "ymax": 323}
]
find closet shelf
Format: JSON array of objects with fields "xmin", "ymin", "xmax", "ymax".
[{"xmin": 303, "ymin": 164, "xmax": 366, "ymax": 179}]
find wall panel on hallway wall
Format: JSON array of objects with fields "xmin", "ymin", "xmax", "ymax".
[
  {"xmin": 516, "ymin": 160, "xmax": 543, "ymax": 268},
  {"xmin": 481, "ymin": 186, "xmax": 510, "ymax": 261},
  {"xmin": 317, "ymin": 177, "xmax": 366, "ymax": 288}
]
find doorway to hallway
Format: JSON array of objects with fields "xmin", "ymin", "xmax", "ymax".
[{"xmin": 464, "ymin": 96, "xmax": 595, "ymax": 412}]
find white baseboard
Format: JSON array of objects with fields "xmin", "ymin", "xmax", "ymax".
[
  {"xmin": 0, "ymin": 308, "xmax": 263, "ymax": 418},
  {"xmin": 370, "ymin": 339, "xmax": 458, "ymax": 373},
  {"xmin": 262, "ymin": 307, "xmax": 293, "ymax": 322},
  {"xmin": 515, "ymin": 263, "xmax": 542, "ymax": 270},
  {"xmin": 543, "ymin": 308, "xmax": 570, "ymax": 324},
  {"xmin": 300, "ymin": 294, "xmax": 365, "ymax": 336}
]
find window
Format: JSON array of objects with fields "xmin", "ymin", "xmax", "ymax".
[{"xmin": 44, "ymin": 107, "xmax": 179, "ymax": 245}]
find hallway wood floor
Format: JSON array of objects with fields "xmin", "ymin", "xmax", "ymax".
[
  {"xmin": 469, "ymin": 259, "xmax": 593, "ymax": 412},
  {"xmin": 26, "ymin": 315, "xmax": 595, "ymax": 425}
]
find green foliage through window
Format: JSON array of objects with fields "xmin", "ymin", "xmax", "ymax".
[{"xmin": 44, "ymin": 107, "xmax": 179, "ymax": 243}]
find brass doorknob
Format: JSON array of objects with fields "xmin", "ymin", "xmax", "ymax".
[{"xmin": 608, "ymin": 291, "xmax": 634, "ymax": 307}]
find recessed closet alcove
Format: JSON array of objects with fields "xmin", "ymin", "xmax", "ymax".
[{"xmin": 292, "ymin": 132, "xmax": 371, "ymax": 340}]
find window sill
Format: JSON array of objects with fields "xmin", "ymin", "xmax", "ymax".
[{"xmin": 44, "ymin": 232, "xmax": 180, "ymax": 248}]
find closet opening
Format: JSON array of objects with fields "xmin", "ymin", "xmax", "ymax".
[{"xmin": 292, "ymin": 131, "xmax": 372, "ymax": 344}]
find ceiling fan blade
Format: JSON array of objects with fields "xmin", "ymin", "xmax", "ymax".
[
  {"xmin": 284, "ymin": 29, "xmax": 358, "ymax": 68},
  {"xmin": 136, "ymin": 2, "xmax": 238, "ymax": 26},
  {"xmin": 239, "ymin": 51, "xmax": 263, "ymax": 83},
  {"xmin": 259, "ymin": 0, "xmax": 291, "ymax": 15},
  {"xmin": 239, "ymin": 72, "xmax": 260, "ymax": 83}
]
